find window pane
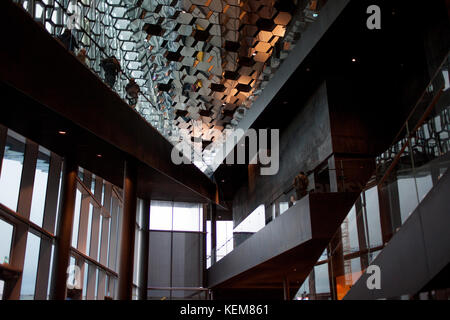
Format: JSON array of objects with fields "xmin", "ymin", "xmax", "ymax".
[
  {"xmin": 295, "ymin": 275, "xmax": 310, "ymax": 300},
  {"xmin": 0, "ymin": 131, "xmax": 26, "ymax": 212},
  {"xmin": 233, "ymin": 204, "xmax": 265, "ymax": 233},
  {"xmin": 78, "ymin": 167, "xmax": 84, "ymax": 181},
  {"xmin": 172, "ymin": 203, "xmax": 201, "ymax": 232},
  {"xmin": 86, "ymin": 203, "xmax": 93, "ymax": 255},
  {"xmin": 341, "ymin": 205, "xmax": 359, "ymax": 254},
  {"xmin": 30, "ymin": 147, "xmax": 51, "ymax": 227},
  {"xmin": 97, "ymin": 215, "xmax": 103, "ymax": 260},
  {"xmin": 133, "ymin": 227, "xmax": 140, "ymax": 285},
  {"xmin": 398, "ymin": 177, "xmax": 419, "ymax": 223},
  {"xmin": 101, "ymin": 182, "xmax": 105, "ymax": 206},
  {"xmin": 54, "ymin": 168, "xmax": 63, "ymax": 234},
  {"xmin": 416, "ymin": 174, "xmax": 433, "ymax": 203},
  {"xmin": 20, "ymin": 232, "xmax": 41, "ymax": 300},
  {"xmin": 46, "ymin": 244, "xmax": 55, "ymax": 299},
  {"xmin": 95, "ymin": 268, "xmax": 99, "ymax": 300},
  {"xmin": 90, "ymin": 175, "xmax": 96, "ymax": 194},
  {"xmin": 150, "ymin": 201, "xmax": 172, "ymax": 230},
  {"xmin": 314, "ymin": 263, "xmax": 330, "ymax": 294},
  {"xmin": 82, "ymin": 262, "xmax": 88, "ymax": 300},
  {"xmin": 279, "ymin": 202, "xmax": 289, "ymax": 215},
  {"xmin": 365, "ymin": 187, "xmax": 383, "ymax": 248},
  {"xmin": 0, "ymin": 280, "xmax": 4, "ymax": 300},
  {"xmin": 216, "ymin": 221, "xmax": 233, "ymax": 262},
  {"xmin": 71, "ymin": 189, "xmax": 82, "ymax": 248},
  {"xmin": 0, "ymin": 219, "xmax": 14, "ymax": 263}
]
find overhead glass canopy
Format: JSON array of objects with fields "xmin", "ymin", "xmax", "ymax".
[{"xmin": 15, "ymin": 0, "xmax": 327, "ymax": 175}]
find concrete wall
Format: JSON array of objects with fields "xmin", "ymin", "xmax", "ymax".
[{"xmin": 232, "ymin": 83, "xmax": 333, "ymax": 226}]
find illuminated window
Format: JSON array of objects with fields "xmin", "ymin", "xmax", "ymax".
[
  {"xmin": 20, "ymin": 232, "xmax": 41, "ymax": 300},
  {"xmin": 173, "ymin": 203, "xmax": 202, "ymax": 232},
  {"xmin": 233, "ymin": 204, "xmax": 265, "ymax": 233},
  {"xmin": 150, "ymin": 201, "xmax": 172, "ymax": 231},
  {"xmin": 0, "ymin": 130, "xmax": 26, "ymax": 212},
  {"xmin": 30, "ymin": 146, "xmax": 51, "ymax": 227},
  {"xmin": 150, "ymin": 201, "xmax": 202, "ymax": 232},
  {"xmin": 216, "ymin": 221, "xmax": 233, "ymax": 262},
  {"xmin": 0, "ymin": 219, "xmax": 13, "ymax": 264}
]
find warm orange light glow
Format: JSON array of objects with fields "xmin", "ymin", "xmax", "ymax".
[{"xmin": 335, "ymin": 270, "xmax": 364, "ymax": 300}]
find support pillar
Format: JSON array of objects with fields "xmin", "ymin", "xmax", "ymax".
[
  {"xmin": 283, "ymin": 276, "xmax": 290, "ymax": 300},
  {"xmin": 117, "ymin": 160, "xmax": 137, "ymax": 300},
  {"xmin": 138, "ymin": 198, "xmax": 150, "ymax": 300},
  {"xmin": 50, "ymin": 157, "xmax": 78, "ymax": 300}
]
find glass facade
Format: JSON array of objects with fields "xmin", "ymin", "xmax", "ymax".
[
  {"xmin": 0, "ymin": 131, "xmax": 26, "ymax": 212},
  {"xmin": 69, "ymin": 169, "xmax": 122, "ymax": 300},
  {"xmin": 0, "ymin": 127, "xmax": 128, "ymax": 300},
  {"xmin": 20, "ymin": 233, "xmax": 41, "ymax": 300},
  {"xmin": 207, "ymin": 203, "xmax": 266, "ymax": 267},
  {"xmin": 215, "ymin": 221, "xmax": 234, "ymax": 263},
  {"xmin": 1, "ymin": 0, "xmax": 449, "ymax": 303},
  {"xmin": 148, "ymin": 201, "xmax": 206, "ymax": 300},
  {"xmin": 295, "ymin": 54, "xmax": 450, "ymax": 300},
  {"xmin": 0, "ymin": 219, "xmax": 14, "ymax": 264},
  {"xmin": 0, "ymin": 128, "xmax": 62, "ymax": 300},
  {"xmin": 29, "ymin": 147, "xmax": 51, "ymax": 227}
]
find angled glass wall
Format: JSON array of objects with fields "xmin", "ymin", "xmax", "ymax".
[
  {"xmin": 295, "ymin": 53, "xmax": 450, "ymax": 301},
  {"xmin": 0, "ymin": 125, "xmax": 127, "ymax": 300},
  {"xmin": 0, "ymin": 126, "xmax": 62, "ymax": 300}
]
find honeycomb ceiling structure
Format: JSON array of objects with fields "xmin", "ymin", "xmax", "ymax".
[
  {"xmin": 120, "ymin": 0, "xmax": 324, "ymax": 175},
  {"xmin": 29, "ymin": 0, "xmax": 324, "ymax": 176}
]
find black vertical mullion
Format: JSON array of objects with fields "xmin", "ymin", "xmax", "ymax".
[
  {"xmin": 42, "ymin": 153, "xmax": 62, "ymax": 233},
  {"xmin": 0, "ymin": 125, "xmax": 7, "ymax": 176},
  {"xmin": 17, "ymin": 140, "xmax": 39, "ymax": 219}
]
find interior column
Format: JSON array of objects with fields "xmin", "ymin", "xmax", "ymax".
[{"xmin": 117, "ymin": 160, "xmax": 137, "ymax": 300}]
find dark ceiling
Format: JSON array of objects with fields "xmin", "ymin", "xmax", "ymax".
[{"xmin": 213, "ymin": 0, "xmax": 437, "ymax": 202}]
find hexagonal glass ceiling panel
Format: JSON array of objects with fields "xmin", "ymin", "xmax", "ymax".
[{"xmin": 15, "ymin": 0, "xmax": 327, "ymax": 176}]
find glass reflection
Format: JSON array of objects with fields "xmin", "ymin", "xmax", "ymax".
[
  {"xmin": 0, "ymin": 219, "xmax": 13, "ymax": 264},
  {"xmin": 20, "ymin": 232, "xmax": 41, "ymax": 300},
  {"xmin": 0, "ymin": 131, "xmax": 26, "ymax": 212},
  {"xmin": 30, "ymin": 147, "xmax": 51, "ymax": 227}
]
